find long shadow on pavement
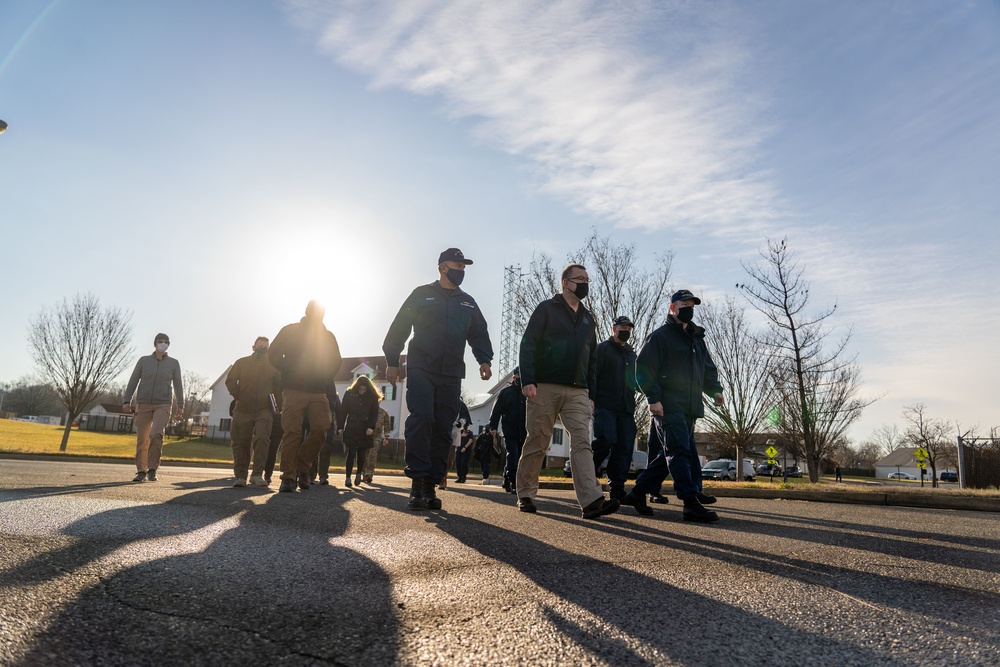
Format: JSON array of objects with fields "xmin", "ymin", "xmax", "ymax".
[{"xmin": 6, "ymin": 482, "xmax": 400, "ymax": 666}]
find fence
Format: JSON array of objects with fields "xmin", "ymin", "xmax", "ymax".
[{"xmin": 957, "ymin": 436, "xmax": 1000, "ymax": 489}]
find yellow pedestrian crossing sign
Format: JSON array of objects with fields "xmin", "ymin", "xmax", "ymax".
[
  {"xmin": 767, "ymin": 459, "xmax": 776, "ymax": 465},
  {"xmin": 765, "ymin": 445, "xmax": 778, "ymax": 459},
  {"xmin": 914, "ymin": 448, "xmax": 929, "ymax": 460},
  {"xmin": 916, "ymin": 462, "xmax": 927, "ymax": 469}
]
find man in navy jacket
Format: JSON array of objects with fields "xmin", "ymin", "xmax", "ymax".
[
  {"xmin": 384, "ymin": 248, "xmax": 494, "ymax": 510},
  {"xmin": 623, "ymin": 289, "xmax": 725, "ymax": 522},
  {"xmin": 591, "ymin": 315, "xmax": 639, "ymax": 503},
  {"xmin": 488, "ymin": 367, "xmax": 527, "ymax": 494}
]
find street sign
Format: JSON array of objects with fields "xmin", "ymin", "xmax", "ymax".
[
  {"xmin": 916, "ymin": 462, "xmax": 927, "ymax": 469},
  {"xmin": 914, "ymin": 448, "xmax": 929, "ymax": 460},
  {"xmin": 765, "ymin": 445, "xmax": 778, "ymax": 459},
  {"xmin": 767, "ymin": 459, "xmax": 776, "ymax": 465}
]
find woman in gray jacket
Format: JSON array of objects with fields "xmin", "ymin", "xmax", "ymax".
[{"xmin": 122, "ymin": 333, "xmax": 184, "ymax": 482}]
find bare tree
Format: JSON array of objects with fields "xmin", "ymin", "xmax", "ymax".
[
  {"xmin": 901, "ymin": 404, "xmax": 954, "ymax": 487},
  {"xmin": 28, "ymin": 293, "xmax": 134, "ymax": 451},
  {"xmin": 698, "ymin": 296, "xmax": 780, "ymax": 479},
  {"xmin": 861, "ymin": 423, "xmax": 904, "ymax": 458},
  {"xmin": 516, "ymin": 230, "xmax": 674, "ymax": 444},
  {"xmin": 738, "ymin": 238, "xmax": 878, "ymax": 482}
]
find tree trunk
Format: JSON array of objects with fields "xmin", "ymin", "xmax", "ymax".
[{"xmin": 59, "ymin": 417, "xmax": 73, "ymax": 452}]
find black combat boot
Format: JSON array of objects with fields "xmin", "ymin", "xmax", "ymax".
[
  {"xmin": 621, "ymin": 488, "xmax": 654, "ymax": 515},
  {"xmin": 682, "ymin": 497, "xmax": 719, "ymax": 523},
  {"xmin": 408, "ymin": 478, "xmax": 428, "ymax": 510},
  {"xmin": 423, "ymin": 477, "xmax": 442, "ymax": 510}
]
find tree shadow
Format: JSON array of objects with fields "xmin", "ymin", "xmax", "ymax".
[{"xmin": 8, "ymin": 486, "xmax": 400, "ymax": 665}]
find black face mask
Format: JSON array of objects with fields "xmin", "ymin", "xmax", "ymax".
[
  {"xmin": 616, "ymin": 330, "xmax": 631, "ymax": 343},
  {"xmin": 512, "ymin": 377, "xmax": 521, "ymax": 388},
  {"xmin": 571, "ymin": 281, "xmax": 589, "ymax": 299},
  {"xmin": 676, "ymin": 306, "xmax": 694, "ymax": 323},
  {"xmin": 254, "ymin": 348, "xmax": 268, "ymax": 357},
  {"xmin": 446, "ymin": 267, "xmax": 465, "ymax": 287}
]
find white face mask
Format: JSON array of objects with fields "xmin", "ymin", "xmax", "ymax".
[{"xmin": 156, "ymin": 342, "xmax": 169, "ymax": 353}]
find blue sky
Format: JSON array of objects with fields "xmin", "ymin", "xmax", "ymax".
[{"xmin": 1, "ymin": 0, "xmax": 997, "ymax": 440}]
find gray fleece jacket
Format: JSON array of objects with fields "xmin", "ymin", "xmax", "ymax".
[{"xmin": 123, "ymin": 354, "xmax": 184, "ymax": 406}]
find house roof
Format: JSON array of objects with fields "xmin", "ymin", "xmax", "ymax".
[
  {"xmin": 336, "ymin": 355, "xmax": 407, "ymax": 383},
  {"xmin": 99, "ymin": 403, "xmax": 129, "ymax": 414},
  {"xmin": 874, "ymin": 447, "xmax": 919, "ymax": 468}
]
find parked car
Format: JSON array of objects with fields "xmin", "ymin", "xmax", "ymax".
[
  {"xmin": 701, "ymin": 459, "xmax": 755, "ymax": 481},
  {"xmin": 939, "ymin": 471, "xmax": 958, "ymax": 482},
  {"xmin": 888, "ymin": 471, "xmax": 917, "ymax": 480},
  {"xmin": 784, "ymin": 465, "xmax": 803, "ymax": 478},
  {"xmin": 757, "ymin": 463, "xmax": 782, "ymax": 477}
]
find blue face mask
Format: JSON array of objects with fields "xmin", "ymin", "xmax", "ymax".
[{"xmin": 446, "ymin": 267, "xmax": 465, "ymax": 286}]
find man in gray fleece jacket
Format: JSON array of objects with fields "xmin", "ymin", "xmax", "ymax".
[{"xmin": 123, "ymin": 333, "xmax": 184, "ymax": 482}]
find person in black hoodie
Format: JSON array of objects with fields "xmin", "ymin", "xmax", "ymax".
[
  {"xmin": 591, "ymin": 316, "xmax": 640, "ymax": 503},
  {"xmin": 268, "ymin": 301, "xmax": 342, "ymax": 493},
  {"xmin": 516, "ymin": 263, "xmax": 619, "ymax": 520},
  {"xmin": 622, "ymin": 289, "xmax": 725, "ymax": 523},
  {"xmin": 488, "ymin": 367, "xmax": 527, "ymax": 494},
  {"xmin": 337, "ymin": 375, "xmax": 382, "ymax": 488}
]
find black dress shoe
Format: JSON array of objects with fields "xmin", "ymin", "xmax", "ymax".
[
  {"xmin": 649, "ymin": 492, "xmax": 670, "ymax": 504},
  {"xmin": 147, "ymin": 469, "xmax": 158, "ymax": 482},
  {"xmin": 582, "ymin": 497, "xmax": 620, "ymax": 519}
]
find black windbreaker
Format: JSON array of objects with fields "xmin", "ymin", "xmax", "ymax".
[
  {"xmin": 592, "ymin": 338, "xmax": 638, "ymax": 414},
  {"xmin": 488, "ymin": 383, "xmax": 527, "ymax": 443},
  {"xmin": 383, "ymin": 282, "xmax": 493, "ymax": 378},
  {"xmin": 518, "ymin": 294, "xmax": 598, "ymax": 398},
  {"xmin": 635, "ymin": 315, "xmax": 723, "ymax": 418}
]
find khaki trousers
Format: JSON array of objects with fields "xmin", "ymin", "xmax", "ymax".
[
  {"xmin": 231, "ymin": 408, "xmax": 273, "ymax": 480},
  {"xmin": 134, "ymin": 403, "xmax": 170, "ymax": 472},
  {"xmin": 515, "ymin": 383, "xmax": 603, "ymax": 509},
  {"xmin": 279, "ymin": 389, "xmax": 332, "ymax": 481}
]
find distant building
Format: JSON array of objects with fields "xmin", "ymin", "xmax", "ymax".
[{"xmin": 78, "ymin": 403, "xmax": 134, "ymax": 433}]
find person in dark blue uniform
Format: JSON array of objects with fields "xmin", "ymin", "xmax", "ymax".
[
  {"xmin": 622, "ymin": 289, "xmax": 725, "ymax": 523},
  {"xmin": 383, "ymin": 248, "xmax": 494, "ymax": 510},
  {"xmin": 488, "ymin": 367, "xmax": 527, "ymax": 494},
  {"xmin": 591, "ymin": 315, "xmax": 639, "ymax": 503}
]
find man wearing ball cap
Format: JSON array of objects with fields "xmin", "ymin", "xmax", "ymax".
[{"xmin": 622, "ymin": 289, "xmax": 726, "ymax": 523}]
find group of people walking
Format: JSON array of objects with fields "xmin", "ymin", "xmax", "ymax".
[{"xmin": 121, "ymin": 245, "xmax": 726, "ymax": 524}]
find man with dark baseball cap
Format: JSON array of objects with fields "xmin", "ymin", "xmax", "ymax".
[
  {"xmin": 384, "ymin": 247, "xmax": 494, "ymax": 510},
  {"xmin": 622, "ymin": 288, "xmax": 725, "ymax": 522}
]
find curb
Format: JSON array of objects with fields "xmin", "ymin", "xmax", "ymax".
[{"xmin": 2, "ymin": 453, "xmax": 996, "ymax": 513}]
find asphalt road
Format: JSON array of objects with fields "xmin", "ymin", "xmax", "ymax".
[{"xmin": 1, "ymin": 460, "xmax": 998, "ymax": 666}]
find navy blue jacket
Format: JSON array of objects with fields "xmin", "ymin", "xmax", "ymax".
[
  {"xmin": 593, "ymin": 338, "xmax": 639, "ymax": 414},
  {"xmin": 488, "ymin": 383, "xmax": 527, "ymax": 443},
  {"xmin": 383, "ymin": 282, "xmax": 493, "ymax": 378},
  {"xmin": 636, "ymin": 315, "xmax": 723, "ymax": 418},
  {"xmin": 518, "ymin": 294, "xmax": 598, "ymax": 398}
]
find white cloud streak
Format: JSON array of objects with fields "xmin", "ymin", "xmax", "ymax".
[{"xmin": 285, "ymin": 0, "xmax": 780, "ymax": 234}]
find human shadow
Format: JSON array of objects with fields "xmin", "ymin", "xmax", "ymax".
[
  {"xmin": 425, "ymin": 511, "xmax": 893, "ymax": 667},
  {"xmin": 10, "ymin": 485, "xmax": 400, "ymax": 665},
  {"xmin": 541, "ymin": 507, "xmax": 1000, "ymax": 633}
]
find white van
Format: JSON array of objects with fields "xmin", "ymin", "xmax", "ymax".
[{"xmin": 701, "ymin": 459, "xmax": 756, "ymax": 481}]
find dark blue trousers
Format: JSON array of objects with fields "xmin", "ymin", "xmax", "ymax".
[
  {"xmin": 455, "ymin": 447, "xmax": 472, "ymax": 481},
  {"xmin": 502, "ymin": 436, "xmax": 523, "ymax": 486},
  {"xmin": 591, "ymin": 408, "xmax": 637, "ymax": 491},
  {"xmin": 634, "ymin": 413, "xmax": 702, "ymax": 500},
  {"xmin": 403, "ymin": 368, "xmax": 461, "ymax": 480}
]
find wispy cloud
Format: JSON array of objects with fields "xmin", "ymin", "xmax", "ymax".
[{"xmin": 285, "ymin": 0, "xmax": 780, "ymax": 234}]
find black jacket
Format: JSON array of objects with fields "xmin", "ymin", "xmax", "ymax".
[
  {"xmin": 593, "ymin": 338, "xmax": 638, "ymax": 414},
  {"xmin": 383, "ymin": 282, "xmax": 493, "ymax": 378},
  {"xmin": 488, "ymin": 383, "xmax": 527, "ymax": 443},
  {"xmin": 337, "ymin": 388, "xmax": 379, "ymax": 449},
  {"xmin": 268, "ymin": 316, "xmax": 342, "ymax": 394},
  {"xmin": 636, "ymin": 315, "xmax": 723, "ymax": 418},
  {"xmin": 518, "ymin": 294, "xmax": 598, "ymax": 397}
]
